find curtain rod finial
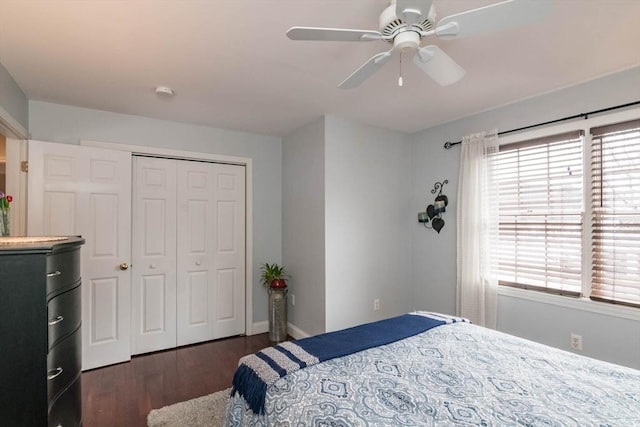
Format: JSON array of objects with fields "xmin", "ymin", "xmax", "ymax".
[{"xmin": 444, "ymin": 141, "xmax": 461, "ymax": 149}]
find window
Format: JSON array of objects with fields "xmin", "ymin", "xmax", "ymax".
[
  {"xmin": 494, "ymin": 119, "xmax": 640, "ymax": 308},
  {"xmin": 495, "ymin": 131, "xmax": 584, "ymax": 296},
  {"xmin": 590, "ymin": 119, "xmax": 640, "ymax": 307}
]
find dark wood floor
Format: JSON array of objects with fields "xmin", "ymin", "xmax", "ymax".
[{"xmin": 82, "ymin": 333, "xmax": 273, "ymax": 427}]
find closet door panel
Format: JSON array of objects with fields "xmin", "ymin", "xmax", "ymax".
[
  {"xmin": 141, "ymin": 275, "xmax": 169, "ymax": 333},
  {"xmin": 217, "ymin": 268, "xmax": 236, "ymax": 319},
  {"xmin": 186, "ymin": 271, "xmax": 208, "ymax": 324},
  {"xmin": 176, "ymin": 161, "xmax": 216, "ymax": 346},
  {"xmin": 131, "ymin": 157, "xmax": 177, "ymax": 355},
  {"xmin": 212, "ymin": 164, "xmax": 246, "ymax": 338}
]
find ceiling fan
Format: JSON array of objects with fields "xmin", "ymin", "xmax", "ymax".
[{"xmin": 286, "ymin": 0, "xmax": 550, "ymax": 89}]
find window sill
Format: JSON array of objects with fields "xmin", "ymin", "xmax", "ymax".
[{"xmin": 498, "ymin": 285, "xmax": 640, "ymax": 321}]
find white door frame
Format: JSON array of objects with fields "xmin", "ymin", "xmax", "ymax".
[
  {"xmin": 0, "ymin": 104, "xmax": 29, "ymax": 237},
  {"xmin": 5, "ymin": 138, "xmax": 27, "ymax": 236},
  {"xmin": 81, "ymin": 140, "xmax": 254, "ymax": 336},
  {"xmin": 0, "ymin": 104, "xmax": 28, "ymax": 140}
]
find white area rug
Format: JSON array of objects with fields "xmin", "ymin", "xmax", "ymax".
[{"xmin": 147, "ymin": 387, "xmax": 230, "ymax": 427}]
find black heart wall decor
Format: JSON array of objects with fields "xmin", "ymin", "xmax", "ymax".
[
  {"xmin": 419, "ymin": 179, "xmax": 449, "ymax": 233},
  {"xmin": 426, "ymin": 204, "xmax": 436, "ymax": 220},
  {"xmin": 432, "ymin": 217, "xmax": 445, "ymax": 233}
]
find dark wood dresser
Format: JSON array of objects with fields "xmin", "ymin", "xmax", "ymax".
[{"xmin": 0, "ymin": 236, "xmax": 85, "ymax": 427}]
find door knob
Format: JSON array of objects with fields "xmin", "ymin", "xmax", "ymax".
[{"xmin": 119, "ymin": 262, "xmax": 129, "ymax": 271}]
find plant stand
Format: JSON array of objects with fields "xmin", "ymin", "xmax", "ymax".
[{"xmin": 268, "ymin": 287, "xmax": 287, "ymax": 342}]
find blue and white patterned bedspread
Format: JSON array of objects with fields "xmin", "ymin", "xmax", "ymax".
[{"xmin": 225, "ymin": 322, "xmax": 640, "ymax": 426}]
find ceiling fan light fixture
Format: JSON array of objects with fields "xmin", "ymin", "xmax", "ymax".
[{"xmin": 393, "ymin": 31, "xmax": 420, "ymax": 51}]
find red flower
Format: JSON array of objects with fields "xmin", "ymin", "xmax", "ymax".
[{"xmin": 6, "ymin": 195, "xmax": 12, "ymax": 203}]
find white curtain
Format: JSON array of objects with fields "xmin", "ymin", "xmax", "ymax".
[{"xmin": 456, "ymin": 130, "xmax": 499, "ymax": 328}]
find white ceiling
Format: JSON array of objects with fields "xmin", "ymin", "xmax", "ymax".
[{"xmin": 1, "ymin": 0, "xmax": 639, "ymax": 137}]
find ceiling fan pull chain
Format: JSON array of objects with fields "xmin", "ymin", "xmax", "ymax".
[{"xmin": 398, "ymin": 51, "xmax": 404, "ymax": 87}]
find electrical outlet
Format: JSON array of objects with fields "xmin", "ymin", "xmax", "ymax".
[
  {"xmin": 291, "ymin": 294, "xmax": 295, "ymax": 306},
  {"xmin": 373, "ymin": 299, "xmax": 380, "ymax": 311},
  {"xmin": 570, "ymin": 333, "xmax": 583, "ymax": 351}
]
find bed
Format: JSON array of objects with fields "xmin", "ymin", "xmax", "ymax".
[{"xmin": 225, "ymin": 312, "xmax": 640, "ymax": 426}]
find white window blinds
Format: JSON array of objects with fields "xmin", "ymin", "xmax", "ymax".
[
  {"xmin": 590, "ymin": 119, "xmax": 640, "ymax": 307},
  {"xmin": 496, "ymin": 131, "xmax": 584, "ymax": 295}
]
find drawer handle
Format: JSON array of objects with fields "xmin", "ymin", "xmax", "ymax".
[
  {"xmin": 48, "ymin": 315, "xmax": 64, "ymax": 326},
  {"xmin": 47, "ymin": 367, "xmax": 63, "ymax": 380},
  {"xmin": 47, "ymin": 270, "xmax": 62, "ymax": 278}
]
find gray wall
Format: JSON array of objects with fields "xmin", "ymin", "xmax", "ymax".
[
  {"xmin": 282, "ymin": 115, "xmax": 413, "ymax": 334},
  {"xmin": 282, "ymin": 117, "xmax": 326, "ymax": 336},
  {"xmin": 29, "ymin": 100, "xmax": 282, "ymax": 324},
  {"xmin": 324, "ymin": 115, "xmax": 413, "ymax": 331},
  {"xmin": 0, "ymin": 62, "xmax": 28, "ymax": 131},
  {"xmin": 411, "ymin": 67, "xmax": 640, "ymax": 368},
  {"xmin": 498, "ymin": 294, "xmax": 639, "ymax": 368}
]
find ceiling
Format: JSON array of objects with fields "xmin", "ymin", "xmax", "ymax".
[{"xmin": 1, "ymin": 0, "xmax": 639, "ymax": 137}]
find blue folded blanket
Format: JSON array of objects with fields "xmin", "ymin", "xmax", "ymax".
[{"xmin": 231, "ymin": 312, "xmax": 468, "ymax": 414}]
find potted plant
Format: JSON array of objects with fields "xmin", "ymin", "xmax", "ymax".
[
  {"xmin": 260, "ymin": 262, "xmax": 289, "ymax": 289},
  {"xmin": 260, "ymin": 262, "xmax": 289, "ymax": 342},
  {"xmin": 0, "ymin": 192, "xmax": 13, "ymax": 237}
]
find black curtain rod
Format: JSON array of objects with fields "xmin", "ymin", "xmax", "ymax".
[{"xmin": 443, "ymin": 100, "xmax": 640, "ymax": 149}]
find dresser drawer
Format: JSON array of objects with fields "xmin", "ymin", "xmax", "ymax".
[
  {"xmin": 48, "ymin": 285, "xmax": 81, "ymax": 350},
  {"xmin": 48, "ymin": 376, "xmax": 82, "ymax": 427},
  {"xmin": 46, "ymin": 249, "xmax": 81, "ymax": 297},
  {"xmin": 47, "ymin": 330, "xmax": 81, "ymax": 404}
]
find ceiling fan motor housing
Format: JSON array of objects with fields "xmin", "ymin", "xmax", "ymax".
[
  {"xmin": 379, "ymin": 2, "xmax": 435, "ymax": 42},
  {"xmin": 394, "ymin": 31, "xmax": 421, "ymax": 51}
]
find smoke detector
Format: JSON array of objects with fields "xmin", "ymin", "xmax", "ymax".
[{"xmin": 154, "ymin": 86, "xmax": 175, "ymax": 97}]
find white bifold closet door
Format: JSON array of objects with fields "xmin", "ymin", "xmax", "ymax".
[
  {"xmin": 131, "ymin": 157, "xmax": 178, "ymax": 354},
  {"xmin": 131, "ymin": 156, "xmax": 245, "ymax": 355},
  {"xmin": 182, "ymin": 160, "xmax": 246, "ymax": 342}
]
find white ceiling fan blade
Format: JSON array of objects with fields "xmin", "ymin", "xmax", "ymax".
[
  {"xmin": 435, "ymin": 0, "xmax": 552, "ymax": 40},
  {"xmin": 413, "ymin": 45, "xmax": 465, "ymax": 86},
  {"xmin": 396, "ymin": 0, "xmax": 433, "ymax": 27},
  {"xmin": 287, "ymin": 27, "xmax": 381, "ymax": 42},
  {"xmin": 339, "ymin": 50, "xmax": 394, "ymax": 89}
]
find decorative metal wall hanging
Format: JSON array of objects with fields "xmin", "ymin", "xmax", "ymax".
[{"xmin": 418, "ymin": 179, "xmax": 448, "ymax": 233}]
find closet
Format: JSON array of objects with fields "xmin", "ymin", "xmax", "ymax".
[{"xmin": 131, "ymin": 156, "xmax": 245, "ymax": 355}]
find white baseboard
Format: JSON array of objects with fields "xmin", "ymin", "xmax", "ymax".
[
  {"xmin": 251, "ymin": 321, "xmax": 268, "ymax": 335},
  {"xmin": 251, "ymin": 320, "xmax": 311, "ymax": 339},
  {"xmin": 287, "ymin": 323, "xmax": 311, "ymax": 340}
]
